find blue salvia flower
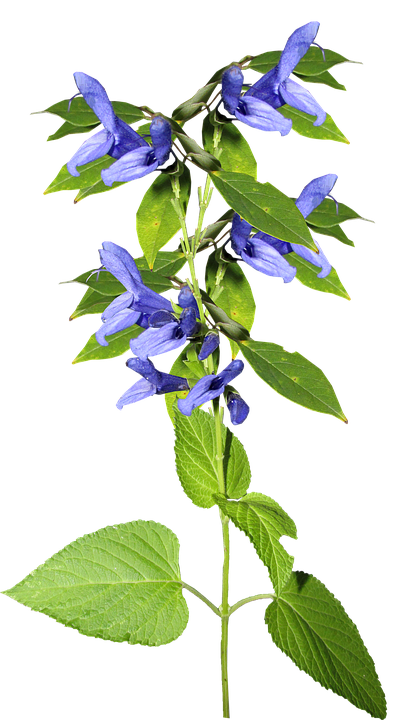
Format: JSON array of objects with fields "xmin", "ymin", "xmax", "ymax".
[
  {"xmin": 221, "ymin": 22, "xmax": 326, "ymax": 133},
  {"xmin": 116, "ymin": 358, "xmax": 189, "ymax": 410},
  {"xmin": 129, "ymin": 307, "xmax": 198, "ymax": 361},
  {"xmin": 178, "ymin": 360, "xmax": 245, "ymax": 417},
  {"xmin": 95, "ymin": 242, "xmax": 173, "ymax": 346},
  {"xmin": 230, "ymin": 174, "xmax": 337, "ymax": 280},
  {"xmin": 66, "ymin": 73, "xmax": 172, "ymax": 184},
  {"xmin": 226, "ymin": 391, "xmax": 250, "ymax": 425},
  {"xmin": 177, "ymin": 288, "xmax": 220, "ymax": 360}
]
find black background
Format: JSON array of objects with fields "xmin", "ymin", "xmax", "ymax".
[{"xmin": 0, "ymin": 13, "xmax": 388, "ymax": 718}]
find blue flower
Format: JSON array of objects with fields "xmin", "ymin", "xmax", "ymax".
[
  {"xmin": 221, "ymin": 22, "xmax": 326, "ymax": 133},
  {"xmin": 178, "ymin": 285, "xmax": 200, "ymax": 318},
  {"xmin": 95, "ymin": 242, "xmax": 173, "ymax": 346},
  {"xmin": 117, "ymin": 358, "xmax": 189, "ymax": 410},
  {"xmin": 66, "ymin": 73, "xmax": 172, "ymax": 184},
  {"xmin": 198, "ymin": 333, "xmax": 220, "ymax": 361},
  {"xmin": 230, "ymin": 174, "xmax": 337, "ymax": 280},
  {"xmin": 226, "ymin": 391, "xmax": 250, "ymax": 425},
  {"xmin": 178, "ymin": 360, "xmax": 244, "ymax": 417},
  {"xmin": 129, "ymin": 307, "xmax": 198, "ymax": 361}
]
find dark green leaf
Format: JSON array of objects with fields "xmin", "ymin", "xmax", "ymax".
[
  {"xmin": 135, "ymin": 251, "xmax": 186, "ymax": 278},
  {"xmin": 295, "ymin": 70, "xmax": 346, "ymax": 91},
  {"xmin": 165, "ymin": 117, "xmax": 221, "ymax": 172},
  {"xmin": 285, "ymin": 253, "xmax": 350, "ymax": 300},
  {"xmin": 201, "ymin": 291, "xmax": 251, "ymax": 342},
  {"xmin": 44, "ymin": 156, "xmax": 115, "ymax": 195},
  {"xmin": 265, "ymin": 572, "xmax": 386, "ymax": 718},
  {"xmin": 197, "ymin": 209, "xmax": 234, "ymax": 251},
  {"xmin": 172, "ymin": 81, "xmax": 218, "ymax": 122},
  {"xmin": 47, "ymin": 121, "xmax": 100, "ymax": 141},
  {"xmin": 306, "ymin": 198, "xmax": 368, "ymax": 227},
  {"xmin": 308, "ymin": 222, "xmax": 354, "ymax": 247},
  {"xmin": 36, "ymin": 97, "xmax": 145, "ymax": 126},
  {"xmin": 247, "ymin": 50, "xmax": 281, "ymax": 75},
  {"xmin": 247, "ymin": 48, "xmax": 353, "ymax": 77},
  {"xmin": 69, "ymin": 287, "xmax": 111, "ymax": 320},
  {"xmin": 203, "ymin": 117, "xmax": 257, "ymax": 178},
  {"xmin": 73, "ymin": 325, "xmax": 143, "ymax": 364},
  {"xmin": 279, "ymin": 106, "xmax": 349, "ymax": 144}
]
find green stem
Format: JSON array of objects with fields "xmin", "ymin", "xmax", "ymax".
[
  {"xmin": 172, "ymin": 130, "xmax": 230, "ymax": 715},
  {"xmin": 181, "ymin": 580, "xmax": 221, "ymax": 617},
  {"xmin": 229, "ymin": 593, "xmax": 275, "ymax": 616}
]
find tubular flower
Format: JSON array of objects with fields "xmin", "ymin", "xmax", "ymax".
[
  {"xmin": 230, "ymin": 214, "xmax": 296, "ymax": 282},
  {"xmin": 230, "ymin": 174, "xmax": 337, "ymax": 280},
  {"xmin": 66, "ymin": 72, "xmax": 172, "ymax": 184},
  {"xmin": 116, "ymin": 358, "xmax": 189, "ymax": 410},
  {"xmin": 198, "ymin": 333, "xmax": 220, "ymax": 361},
  {"xmin": 129, "ymin": 307, "xmax": 198, "ymax": 362},
  {"xmin": 221, "ymin": 22, "xmax": 326, "ymax": 133},
  {"xmin": 178, "ymin": 285, "xmax": 200, "ymax": 318},
  {"xmin": 178, "ymin": 360, "xmax": 244, "ymax": 417},
  {"xmin": 226, "ymin": 391, "xmax": 250, "ymax": 425},
  {"xmin": 95, "ymin": 242, "xmax": 172, "ymax": 347}
]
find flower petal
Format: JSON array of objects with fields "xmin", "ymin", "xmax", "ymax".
[
  {"xmin": 150, "ymin": 116, "xmax": 172, "ymax": 165},
  {"xmin": 177, "ymin": 375, "xmax": 221, "ymax": 416},
  {"xmin": 222, "ymin": 66, "xmax": 244, "ymax": 114},
  {"xmin": 279, "ymin": 78, "xmax": 326, "ymax": 126},
  {"xmin": 295, "ymin": 174, "xmax": 338, "ymax": 219},
  {"xmin": 126, "ymin": 357, "xmax": 160, "ymax": 385},
  {"xmin": 235, "ymin": 96, "xmax": 292, "ymax": 135},
  {"xmin": 67, "ymin": 129, "xmax": 114, "ymax": 177},
  {"xmin": 148, "ymin": 310, "xmax": 176, "ymax": 327},
  {"xmin": 99, "ymin": 249, "xmax": 139, "ymax": 293},
  {"xmin": 227, "ymin": 392, "xmax": 250, "ymax": 425},
  {"xmin": 155, "ymin": 372, "xmax": 190, "ymax": 395},
  {"xmin": 130, "ymin": 283, "xmax": 173, "ymax": 314},
  {"xmin": 129, "ymin": 322, "xmax": 186, "ymax": 361},
  {"xmin": 246, "ymin": 67, "xmax": 281, "ymax": 107},
  {"xmin": 100, "ymin": 241, "xmax": 143, "ymax": 283},
  {"xmin": 254, "ymin": 230, "xmax": 291, "ymax": 255},
  {"xmin": 101, "ymin": 291, "xmax": 134, "ymax": 321},
  {"xmin": 95, "ymin": 308, "xmax": 140, "ymax": 346},
  {"xmin": 230, "ymin": 213, "xmax": 252, "ymax": 254},
  {"xmin": 241, "ymin": 237, "xmax": 296, "ymax": 282},
  {"xmin": 215, "ymin": 360, "xmax": 244, "ymax": 387},
  {"xmin": 198, "ymin": 333, "xmax": 220, "ymax": 361},
  {"xmin": 179, "ymin": 307, "xmax": 198, "ymax": 336},
  {"xmin": 275, "ymin": 21, "xmax": 320, "ymax": 83},
  {"xmin": 178, "ymin": 286, "xmax": 200, "ymax": 318},
  {"xmin": 74, "ymin": 72, "xmax": 118, "ymax": 134},
  {"xmin": 291, "ymin": 238, "xmax": 332, "ymax": 278},
  {"xmin": 116, "ymin": 378, "xmax": 156, "ymax": 410},
  {"xmin": 111, "ymin": 117, "xmax": 149, "ymax": 159},
  {"xmin": 101, "ymin": 147, "xmax": 158, "ymax": 186}
]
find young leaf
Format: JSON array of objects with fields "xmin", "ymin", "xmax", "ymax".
[
  {"xmin": 265, "ymin": 572, "xmax": 386, "ymax": 719},
  {"xmin": 165, "ymin": 117, "xmax": 221, "ymax": 172},
  {"xmin": 174, "ymin": 408, "xmax": 251, "ymax": 508},
  {"xmin": 48, "ymin": 121, "xmax": 100, "ymax": 141},
  {"xmin": 214, "ymin": 493, "xmax": 296, "ymax": 594},
  {"xmin": 44, "ymin": 156, "xmax": 115, "ymax": 194},
  {"xmin": 209, "ymin": 172, "xmax": 317, "ymax": 251},
  {"xmin": 136, "ymin": 166, "xmax": 191, "ymax": 268},
  {"xmin": 172, "ymin": 81, "xmax": 218, "ymax": 122},
  {"xmin": 36, "ymin": 97, "xmax": 145, "ymax": 126},
  {"xmin": 70, "ymin": 287, "xmax": 112, "ymax": 320},
  {"xmin": 306, "ymin": 198, "xmax": 368, "ymax": 227},
  {"xmin": 202, "ymin": 117, "xmax": 257, "ymax": 178},
  {"xmin": 70, "ymin": 324, "xmax": 145, "ymax": 366},
  {"xmin": 285, "ymin": 252, "xmax": 352, "ymax": 302},
  {"xmin": 277, "ymin": 105, "xmax": 352, "ymax": 145},
  {"xmin": 308, "ymin": 222, "xmax": 354, "ymax": 247},
  {"xmin": 295, "ymin": 70, "xmax": 346, "ymax": 92},
  {"xmin": 205, "ymin": 251, "xmax": 255, "ymax": 357},
  {"xmin": 238, "ymin": 339, "xmax": 347, "ymax": 422},
  {"xmin": 197, "ymin": 209, "xmax": 234, "ymax": 250},
  {"xmin": 3, "ymin": 520, "xmax": 189, "ymax": 647}
]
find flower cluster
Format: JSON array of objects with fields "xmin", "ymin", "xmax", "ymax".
[
  {"xmin": 67, "ymin": 73, "xmax": 172, "ymax": 185},
  {"xmin": 221, "ymin": 21, "xmax": 326, "ymax": 134},
  {"xmin": 93, "ymin": 242, "xmax": 249, "ymax": 424},
  {"xmin": 230, "ymin": 174, "xmax": 337, "ymax": 281}
]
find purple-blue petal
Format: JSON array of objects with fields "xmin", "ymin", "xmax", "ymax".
[
  {"xmin": 99, "ymin": 248, "xmax": 139, "ymax": 293},
  {"xmin": 295, "ymin": 174, "xmax": 338, "ymax": 219},
  {"xmin": 130, "ymin": 283, "xmax": 173, "ymax": 314},
  {"xmin": 215, "ymin": 359, "xmax": 244, "ymax": 387},
  {"xmin": 275, "ymin": 21, "xmax": 320, "ymax": 83},
  {"xmin": 177, "ymin": 375, "xmax": 222, "ymax": 416},
  {"xmin": 101, "ymin": 291, "xmax": 135, "ymax": 321},
  {"xmin": 231, "ymin": 213, "xmax": 252, "ymax": 254},
  {"xmin": 246, "ymin": 67, "xmax": 281, "ymax": 107},
  {"xmin": 73, "ymin": 72, "xmax": 118, "ymax": 134},
  {"xmin": 101, "ymin": 241, "xmax": 143, "ymax": 283},
  {"xmin": 291, "ymin": 239, "xmax": 332, "ymax": 278},
  {"xmin": 279, "ymin": 78, "xmax": 326, "ymax": 126},
  {"xmin": 129, "ymin": 322, "xmax": 186, "ymax": 361},
  {"xmin": 67, "ymin": 129, "xmax": 114, "ymax": 177},
  {"xmin": 198, "ymin": 333, "xmax": 220, "ymax": 361},
  {"xmin": 235, "ymin": 96, "xmax": 292, "ymax": 135},
  {"xmin": 222, "ymin": 66, "xmax": 244, "ymax": 114},
  {"xmin": 179, "ymin": 307, "xmax": 198, "ymax": 336},
  {"xmin": 227, "ymin": 392, "xmax": 250, "ymax": 425},
  {"xmin": 178, "ymin": 286, "xmax": 200, "ymax": 318},
  {"xmin": 111, "ymin": 117, "xmax": 149, "ymax": 159},
  {"xmin": 150, "ymin": 116, "xmax": 172, "ymax": 165},
  {"xmin": 254, "ymin": 231, "xmax": 291, "ymax": 255},
  {"xmin": 155, "ymin": 372, "xmax": 190, "ymax": 395},
  {"xmin": 116, "ymin": 378, "xmax": 156, "ymax": 410},
  {"xmin": 241, "ymin": 236, "xmax": 296, "ymax": 282},
  {"xmin": 101, "ymin": 147, "xmax": 158, "ymax": 186},
  {"xmin": 148, "ymin": 310, "xmax": 176, "ymax": 328},
  {"xmin": 126, "ymin": 357, "xmax": 160, "ymax": 385},
  {"xmin": 95, "ymin": 308, "xmax": 140, "ymax": 347}
]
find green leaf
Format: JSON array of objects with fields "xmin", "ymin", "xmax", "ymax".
[
  {"xmin": 265, "ymin": 572, "xmax": 386, "ymax": 719},
  {"xmin": 295, "ymin": 70, "xmax": 346, "ymax": 91},
  {"xmin": 69, "ymin": 287, "xmax": 111, "ymax": 320},
  {"xmin": 201, "ymin": 291, "xmax": 251, "ymax": 342},
  {"xmin": 47, "ymin": 121, "xmax": 100, "ymax": 141},
  {"xmin": 197, "ymin": 209, "xmax": 234, "ymax": 251},
  {"xmin": 306, "ymin": 198, "xmax": 368, "ymax": 227},
  {"xmin": 308, "ymin": 225, "xmax": 357, "ymax": 248},
  {"xmin": 247, "ymin": 47, "xmax": 353, "ymax": 77},
  {"xmin": 135, "ymin": 250, "xmax": 187, "ymax": 278},
  {"xmin": 279, "ymin": 106, "xmax": 349, "ymax": 144},
  {"xmin": 73, "ymin": 325, "xmax": 143, "ymax": 364},
  {"xmin": 205, "ymin": 251, "xmax": 255, "ymax": 357},
  {"xmin": 214, "ymin": 493, "xmax": 296, "ymax": 594},
  {"xmin": 238, "ymin": 339, "xmax": 347, "ymax": 422},
  {"xmin": 42, "ymin": 155, "xmax": 132, "ymax": 205},
  {"xmin": 136, "ymin": 166, "xmax": 191, "ymax": 268},
  {"xmin": 209, "ymin": 171, "xmax": 317, "ymax": 251},
  {"xmin": 285, "ymin": 253, "xmax": 350, "ymax": 300},
  {"xmin": 4, "ymin": 520, "xmax": 189, "ymax": 647},
  {"xmin": 28, "ymin": 95, "xmax": 145, "ymax": 132},
  {"xmin": 174, "ymin": 408, "xmax": 251, "ymax": 508},
  {"xmin": 203, "ymin": 117, "xmax": 257, "ymax": 178}
]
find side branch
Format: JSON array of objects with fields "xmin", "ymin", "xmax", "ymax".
[
  {"xmin": 182, "ymin": 582, "xmax": 221, "ymax": 617},
  {"xmin": 229, "ymin": 593, "xmax": 275, "ymax": 616}
]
